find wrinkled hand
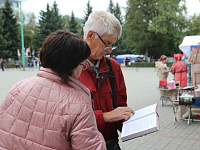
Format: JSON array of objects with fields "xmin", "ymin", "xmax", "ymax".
[{"xmin": 103, "ymin": 107, "xmax": 135, "ymax": 123}]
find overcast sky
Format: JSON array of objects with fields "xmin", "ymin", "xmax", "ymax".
[
  {"xmin": 21, "ymin": 0, "xmax": 200, "ymax": 20},
  {"xmin": 21, "ymin": 0, "xmax": 127, "ymax": 19}
]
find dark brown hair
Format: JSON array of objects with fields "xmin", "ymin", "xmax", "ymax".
[{"xmin": 39, "ymin": 30, "xmax": 91, "ymax": 84}]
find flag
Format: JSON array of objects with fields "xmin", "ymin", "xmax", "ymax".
[
  {"xmin": 26, "ymin": 48, "xmax": 28, "ymax": 56},
  {"xmin": 28, "ymin": 47, "xmax": 31, "ymax": 52},
  {"xmin": 17, "ymin": 49, "xmax": 21, "ymax": 57},
  {"xmin": 32, "ymin": 49, "xmax": 35, "ymax": 56}
]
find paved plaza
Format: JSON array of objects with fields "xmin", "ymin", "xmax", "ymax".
[{"xmin": 1, "ymin": 67, "xmax": 200, "ymax": 150}]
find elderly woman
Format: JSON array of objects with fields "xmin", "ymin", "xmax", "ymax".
[
  {"xmin": 155, "ymin": 55, "xmax": 170, "ymax": 81},
  {"xmin": 171, "ymin": 53, "xmax": 187, "ymax": 88},
  {"xmin": 0, "ymin": 30, "xmax": 106, "ymax": 150},
  {"xmin": 171, "ymin": 53, "xmax": 188, "ymax": 119}
]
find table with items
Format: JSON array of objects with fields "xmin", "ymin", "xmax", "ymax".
[{"xmin": 173, "ymin": 86, "xmax": 200, "ymax": 125}]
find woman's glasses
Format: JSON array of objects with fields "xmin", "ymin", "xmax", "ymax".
[
  {"xmin": 94, "ymin": 32, "xmax": 117, "ymax": 51},
  {"xmin": 80, "ymin": 62, "xmax": 89, "ymax": 70}
]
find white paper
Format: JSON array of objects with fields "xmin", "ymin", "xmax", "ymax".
[{"xmin": 121, "ymin": 103, "xmax": 159, "ymax": 142}]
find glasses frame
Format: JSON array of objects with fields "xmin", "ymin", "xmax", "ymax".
[
  {"xmin": 80, "ymin": 62, "xmax": 89, "ymax": 70},
  {"xmin": 94, "ymin": 32, "xmax": 117, "ymax": 51}
]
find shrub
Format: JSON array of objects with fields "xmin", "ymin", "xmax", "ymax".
[{"xmin": 128, "ymin": 62, "xmax": 174, "ymax": 67}]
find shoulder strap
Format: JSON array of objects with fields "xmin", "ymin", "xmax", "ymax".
[{"xmin": 105, "ymin": 57, "xmax": 117, "ymax": 109}]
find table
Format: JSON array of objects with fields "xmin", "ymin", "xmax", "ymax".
[{"xmin": 173, "ymin": 97, "xmax": 200, "ymax": 125}]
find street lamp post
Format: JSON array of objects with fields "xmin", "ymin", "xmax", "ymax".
[
  {"xmin": 13, "ymin": 0, "xmax": 25, "ymax": 70},
  {"xmin": 19, "ymin": 0, "xmax": 25, "ymax": 71}
]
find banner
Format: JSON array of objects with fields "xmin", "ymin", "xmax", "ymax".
[{"xmin": 17, "ymin": 49, "xmax": 21, "ymax": 57}]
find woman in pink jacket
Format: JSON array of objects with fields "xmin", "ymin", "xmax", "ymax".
[{"xmin": 0, "ymin": 30, "xmax": 106, "ymax": 150}]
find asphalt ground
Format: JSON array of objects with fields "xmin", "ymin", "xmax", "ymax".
[{"xmin": 0, "ymin": 67, "xmax": 200, "ymax": 150}]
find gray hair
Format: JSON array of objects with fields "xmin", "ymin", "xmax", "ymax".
[{"xmin": 83, "ymin": 11, "xmax": 122, "ymax": 40}]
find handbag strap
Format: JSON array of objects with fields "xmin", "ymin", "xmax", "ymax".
[{"xmin": 105, "ymin": 57, "xmax": 117, "ymax": 109}]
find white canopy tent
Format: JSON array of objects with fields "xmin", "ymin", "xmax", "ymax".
[{"xmin": 179, "ymin": 35, "xmax": 200, "ymax": 57}]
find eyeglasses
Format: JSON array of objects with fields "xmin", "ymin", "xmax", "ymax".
[
  {"xmin": 94, "ymin": 32, "xmax": 117, "ymax": 51},
  {"xmin": 80, "ymin": 62, "xmax": 89, "ymax": 70}
]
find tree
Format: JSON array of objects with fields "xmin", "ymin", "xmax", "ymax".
[
  {"xmin": 0, "ymin": 8, "xmax": 6, "ymax": 58},
  {"xmin": 148, "ymin": 0, "xmax": 188, "ymax": 57},
  {"xmin": 107, "ymin": 0, "xmax": 115, "ymax": 14},
  {"xmin": 51, "ymin": 1, "xmax": 63, "ymax": 30},
  {"xmin": 61, "ymin": 15, "xmax": 70, "ymax": 30},
  {"xmin": 107, "ymin": 1, "xmax": 124, "ymax": 56},
  {"xmin": 114, "ymin": 2, "xmax": 123, "ymax": 24},
  {"xmin": 25, "ymin": 12, "xmax": 36, "ymax": 31},
  {"xmin": 16, "ymin": 12, "xmax": 36, "ymax": 52},
  {"xmin": 187, "ymin": 14, "xmax": 200, "ymax": 35},
  {"xmin": 33, "ymin": 1, "xmax": 63, "ymax": 54},
  {"xmin": 82, "ymin": 0, "xmax": 93, "ymax": 37},
  {"xmin": 124, "ymin": 0, "xmax": 187, "ymax": 58},
  {"xmin": 1, "ymin": 0, "xmax": 20, "ymax": 59},
  {"xmin": 69, "ymin": 11, "xmax": 78, "ymax": 33},
  {"xmin": 83, "ymin": 0, "xmax": 93, "ymax": 24},
  {"xmin": 33, "ymin": 4, "xmax": 52, "ymax": 52}
]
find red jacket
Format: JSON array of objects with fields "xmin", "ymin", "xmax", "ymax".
[{"xmin": 78, "ymin": 57, "xmax": 127, "ymax": 142}]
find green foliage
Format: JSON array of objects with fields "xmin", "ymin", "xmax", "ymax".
[
  {"xmin": 114, "ymin": 2, "xmax": 123, "ymax": 24},
  {"xmin": 69, "ymin": 11, "xmax": 78, "ymax": 33},
  {"xmin": 124, "ymin": 0, "xmax": 188, "ymax": 58},
  {"xmin": 1, "ymin": 0, "xmax": 20, "ymax": 60},
  {"xmin": 33, "ymin": 1, "xmax": 64, "ymax": 55},
  {"xmin": 83, "ymin": 0, "xmax": 92, "ymax": 24},
  {"xmin": 0, "ymin": 8, "xmax": 6, "ymax": 58},
  {"xmin": 187, "ymin": 14, "xmax": 200, "ymax": 35},
  {"xmin": 82, "ymin": 0, "xmax": 93, "ymax": 37},
  {"xmin": 107, "ymin": 1, "xmax": 124, "ymax": 56},
  {"xmin": 61, "ymin": 15, "xmax": 70, "ymax": 30},
  {"xmin": 4, "ymin": 62, "xmax": 15, "ymax": 68},
  {"xmin": 128, "ymin": 62, "xmax": 174, "ymax": 67},
  {"xmin": 107, "ymin": 0, "xmax": 115, "ymax": 14}
]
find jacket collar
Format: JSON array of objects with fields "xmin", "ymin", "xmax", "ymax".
[{"xmin": 37, "ymin": 67, "xmax": 90, "ymax": 97}]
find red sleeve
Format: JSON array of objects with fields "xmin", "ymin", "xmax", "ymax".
[
  {"xmin": 93, "ymin": 110, "xmax": 105, "ymax": 132},
  {"xmin": 116, "ymin": 66, "xmax": 127, "ymax": 132},
  {"xmin": 117, "ymin": 66, "xmax": 127, "ymax": 107}
]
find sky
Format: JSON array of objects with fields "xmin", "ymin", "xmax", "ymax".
[
  {"xmin": 21, "ymin": 0, "xmax": 200, "ymax": 20},
  {"xmin": 21, "ymin": 0, "xmax": 127, "ymax": 19}
]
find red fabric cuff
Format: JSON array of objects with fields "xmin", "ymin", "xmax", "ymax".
[{"xmin": 94, "ymin": 110, "xmax": 105, "ymax": 132}]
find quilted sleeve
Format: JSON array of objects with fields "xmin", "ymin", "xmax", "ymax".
[{"xmin": 69, "ymin": 104, "xmax": 106, "ymax": 150}]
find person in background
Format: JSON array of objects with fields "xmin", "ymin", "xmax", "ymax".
[
  {"xmin": 171, "ymin": 53, "xmax": 187, "ymax": 87},
  {"xmin": 0, "ymin": 30, "xmax": 106, "ymax": 150},
  {"xmin": 15, "ymin": 60, "xmax": 20, "ymax": 69},
  {"xmin": 181, "ymin": 53, "xmax": 191, "ymax": 86},
  {"xmin": 35, "ymin": 57, "xmax": 38, "ymax": 68},
  {"xmin": 155, "ymin": 55, "xmax": 170, "ymax": 81},
  {"xmin": 78, "ymin": 11, "xmax": 134, "ymax": 150},
  {"xmin": 1, "ymin": 59, "xmax": 5, "ymax": 71},
  {"xmin": 171, "ymin": 53, "xmax": 188, "ymax": 119}
]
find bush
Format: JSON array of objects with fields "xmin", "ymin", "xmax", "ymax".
[
  {"xmin": 128, "ymin": 62, "xmax": 174, "ymax": 67},
  {"xmin": 4, "ymin": 62, "xmax": 15, "ymax": 68}
]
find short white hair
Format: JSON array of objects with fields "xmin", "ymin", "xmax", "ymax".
[{"xmin": 83, "ymin": 11, "xmax": 122, "ymax": 40}]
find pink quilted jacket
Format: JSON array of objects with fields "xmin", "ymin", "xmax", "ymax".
[{"xmin": 0, "ymin": 68, "xmax": 106, "ymax": 150}]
